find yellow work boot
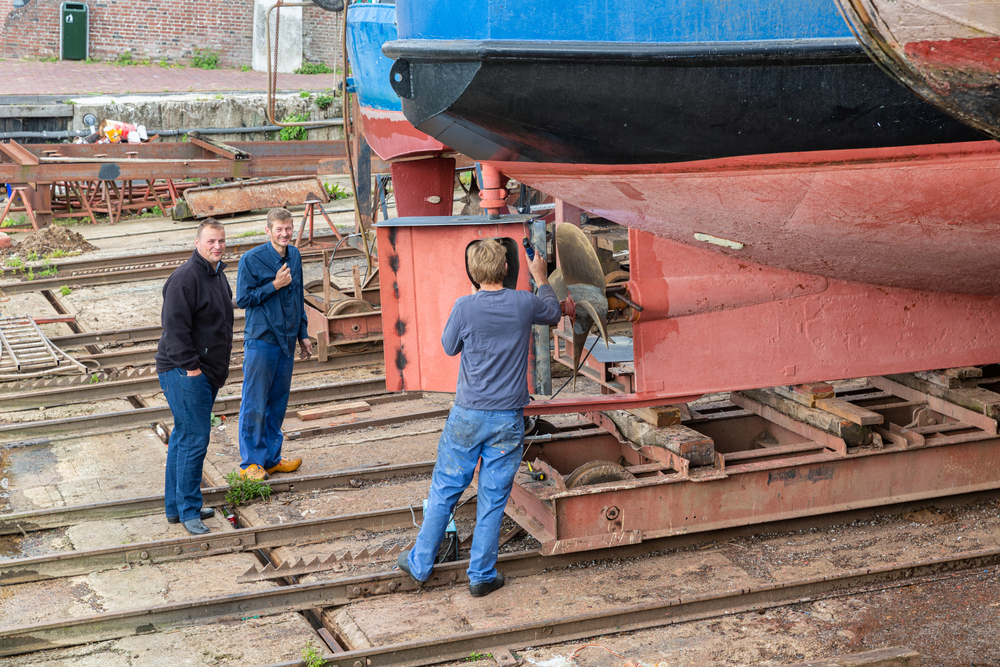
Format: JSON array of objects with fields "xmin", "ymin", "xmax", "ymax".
[
  {"xmin": 239, "ymin": 464, "xmax": 269, "ymax": 481},
  {"xmin": 266, "ymin": 457, "xmax": 302, "ymax": 474}
]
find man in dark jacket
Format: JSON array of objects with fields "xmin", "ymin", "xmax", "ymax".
[
  {"xmin": 155, "ymin": 219, "xmax": 234, "ymax": 535},
  {"xmin": 235, "ymin": 208, "xmax": 312, "ymax": 481}
]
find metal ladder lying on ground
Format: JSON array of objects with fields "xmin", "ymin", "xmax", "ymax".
[{"xmin": 0, "ymin": 316, "xmax": 89, "ymax": 380}]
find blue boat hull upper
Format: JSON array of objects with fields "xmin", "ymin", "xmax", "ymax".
[{"xmin": 383, "ymin": 0, "xmax": 983, "ymax": 164}]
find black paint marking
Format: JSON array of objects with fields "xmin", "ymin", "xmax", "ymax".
[
  {"xmin": 388, "ymin": 226, "xmax": 398, "ymax": 249},
  {"xmin": 388, "ymin": 254, "xmax": 400, "ymax": 275},
  {"xmin": 395, "ymin": 318, "xmax": 407, "ymax": 337},
  {"xmin": 393, "ymin": 281, "xmax": 399, "ymax": 299},
  {"xmin": 395, "ymin": 347, "xmax": 408, "ymax": 371},
  {"xmin": 807, "ymin": 466, "xmax": 834, "ymax": 483},
  {"xmin": 767, "ymin": 469, "xmax": 798, "ymax": 486}
]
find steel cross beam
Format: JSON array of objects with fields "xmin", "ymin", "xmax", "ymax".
[{"xmin": 0, "ymin": 141, "xmax": 391, "ymax": 183}]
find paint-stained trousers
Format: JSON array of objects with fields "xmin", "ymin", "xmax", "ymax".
[
  {"xmin": 239, "ymin": 338, "xmax": 294, "ymax": 470},
  {"xmin": 406, "ymin": 405, "xmax": 525, "ymax": 584}
]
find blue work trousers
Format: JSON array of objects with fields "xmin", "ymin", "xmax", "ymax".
[
  {"xmin": 407, "ymin": 405, "xmax": 524, "ymax": 584},
  {"xmin": 159, "ymin": 368, "xmax": 219, "ymax": 522},
  {"xmin": 239, "ymin": 338, "xmax": 295, "ymax": 469}
]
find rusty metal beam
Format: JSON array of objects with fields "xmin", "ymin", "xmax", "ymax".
[
  {"xmin": 183, "ymin": 176, "xmax": 329, "ymax": 219},
  {"xmin": 0, "ymin": 141, "xmax": 390, "ymax": 183}
]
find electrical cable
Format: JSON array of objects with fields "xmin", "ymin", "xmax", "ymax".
[{"xmin": 549, "ymin": 335, "xmax": 602, "ymax": 400}]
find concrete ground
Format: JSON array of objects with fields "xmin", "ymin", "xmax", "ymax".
[{"xmin": 1, "ymin": 57, "xmax": 338, "ymax": 99}]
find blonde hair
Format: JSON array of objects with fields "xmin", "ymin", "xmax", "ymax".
[
  {"xmin": 467, "ymin": 239, "xmax": 507, "ymax": 285},
  {"xmin": 266, "ymin": 208, "xmax": 293, "ymax": 229}
]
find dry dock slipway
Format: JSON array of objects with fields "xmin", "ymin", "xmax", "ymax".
[{"xmin": 3, "ymin": 0, "xmax": 1000, "ymax": 663}]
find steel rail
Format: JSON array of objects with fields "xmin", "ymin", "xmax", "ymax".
[
  {"xmin": 4, "ymin": 532, "xmax": 1000, "ymax": 658},
  {"xmin": 0, "ymin": 489, "xmax": 460, "ymax": 587},
  {"xmin": 0, "ymin": 244, "xmax": 358, "ymax": 295},
  {"xmin": 0, "ymin": 377, "xmax": 389, "ymax": 442},
  {"xmin": 0, "ymin": 457, "xmax": 434, "ymax": 536},
  {"xmin": 0, "ymin": 350, "xmax": 384, "ymax": 411}
]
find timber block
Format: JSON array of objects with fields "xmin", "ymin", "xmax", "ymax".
[
  {"xmin": 887, "ymin": 373, "xmax": 1000, "ymax": 421},
  {"xmin": 779, "ymin": 646, "xmax": 920, "ymax": 667},
  {"xmin": 296, "ymin": 400, "xmax": 371, "ymax": 421},
  {"xmin": 914, "ymin": 366, "xmax": 982, "ymax": 389},
  {"xmin": 738, "ymin": 388, "xmax": 871, "ymax": 447},
  {"xmin": 774, "ymin": 382, "xmax": 835, "ymax": 407},
  {"xmin": 605, "ymin": 410, "xmax": 714, "ymax": 466},
  {"xmin": 626, "ymin": 404, "xmax": 682, "ymax": 427}
]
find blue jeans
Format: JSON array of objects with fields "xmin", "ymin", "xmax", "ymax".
[
  {"xmin": 407, "ymin": 405, "xmax": 524, "ymax": 584},
  {"xmin": 239, "ymin": 338, "xmax": 294, "ymax": 469},
  {"xmin": 159, "ymin": 368, "xmax": 219, "ymax": 522}
]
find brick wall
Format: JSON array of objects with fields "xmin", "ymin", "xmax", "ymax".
[{"xmin": 1, "ymin": 0, "xmax": 342, "ymax": 69}]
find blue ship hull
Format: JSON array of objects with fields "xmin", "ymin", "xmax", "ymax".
[{"xmin": 382, "ymin": 0, "xmax": 982, "ymax": 164}]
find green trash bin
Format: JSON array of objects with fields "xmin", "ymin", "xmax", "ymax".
[{"xmin": 60, "ymin": 3, "xmax": 89, "ymax": 61}]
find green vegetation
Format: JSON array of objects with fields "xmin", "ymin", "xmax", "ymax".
[
  {"xmin": 1, "ymin": 214, "xmax": 29, "ymax": 228},
  {"xmin": 302, "ymin": 641, "xmax": 325, "ymax": 667},
  {"xmin": 224, "ymin": 470, "xmax": 272, "ymax": 506},
  {"xmin": 294, "ymin": 62, "xmax": 334, "ymax": 75},
  {"xmin": 60, "ymin": 285, "xmax": 72, "ymax": 296},
  {"xmin": 115, "ymin": 51, "xmax": 134, "ymax": 66},
  {"xmin": 6, "ymin": 257, "xmax": 22, "ymax": 269},
  {"xmin": 210, "ymin": 412, "xmax": 222, "ymax": 428},
  {"xmin": 191, "ymin": 49, "xmax": 220, "ymax": 70},
  {"xmin": 466, "ymin": 652, "xmax": 493, "ymax": 662},
  {"xmin": 278, "ymin": 114, "xmax": 310, "ymax": 141},
  {"xmin": 37, "ymin": 263, "xmax": 58, "ymax": 278},
  {"xmin": 214, "ymin": 93, "xmax": 225, "ymax": 100},
  {"xmin": 299, "ymin": 90, "xmax": 313, "ymax": 99},
  {"xmin": 89, "ymin": 374, "xmax": 101, "ymax": 385},
  {"xmin": 324, "ymin": 182, "xmax": 351, "ymax": 201},
  {"xmin": 240, "ymin": 64, "xmax": 252, "ymax": 72},
  {"xmin": 25, "ymin": 252, "xmax": 39, "ymax": 262},
  {"xmin": 234, "ymin": 230, "xmax": 265, "ymax": 238},
  {"xmin": 54, "ymin": 217, "xmax": 85, "ymax": 226},
  {"xmin": 315, "ymin": 94, "xmax": 335, "ymax": 110},
  {"xmin": 46, "ymin": 249, "xmax": 71, "ymax": 259}
]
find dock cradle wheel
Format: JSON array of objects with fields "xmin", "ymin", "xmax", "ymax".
[
  {"xmin": 565, "ymin": 460, "xmax": 635, "ymax": 488},
  {"xmin": 325, "ymin": 298, "xmax": 376, "ymax": 353}
]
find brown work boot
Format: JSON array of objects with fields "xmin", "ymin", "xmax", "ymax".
[
  {"xmin": 239, "ymin": 464, "xmax": 269, "ymax": 481},
  {"xmin": 266, "ymin": 457, "xmax": 302, "ymax": 474}
]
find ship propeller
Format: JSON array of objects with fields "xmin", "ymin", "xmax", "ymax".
[{"xmin": 553, "ymin": 223, "xmax": 610, "ymax": 389}]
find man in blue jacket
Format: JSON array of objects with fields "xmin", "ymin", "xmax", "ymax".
[
  {"xmin": 155, "ymin": 219, "xmax": 234, "ymax": 535},
  {"xmin": 399, "ymin": 239, "xmax": 561, "ymax": 597},
  {"xmin": 236, "ymin": 208, "xmax": 313, "ymax": 480}
]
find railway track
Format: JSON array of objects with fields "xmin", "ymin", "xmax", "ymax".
[
  {"xmin": 0, "ymin": 375, "xmax": 392, "ymax": 441},
  {"xmin": 0, "ymin": 239, "xmax": 362, "ymax": 294},
  {"xmin": 3, "ymin": 494, "xmax": 999, "ymax": 661}
]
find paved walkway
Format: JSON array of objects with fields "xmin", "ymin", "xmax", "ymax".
[{"xmin": 2, "ymin": 58, "xmax": 338, "ymax": 97}]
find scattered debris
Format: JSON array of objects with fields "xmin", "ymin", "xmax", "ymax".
[{"xmin": 14, "ymin": 226, "xmax": 97, "ymax": 257}]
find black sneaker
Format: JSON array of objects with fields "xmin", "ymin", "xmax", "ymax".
[
  {"xmin": 469, "ymin": 572, "xmax": 504, "ymax": 598},
  {"xmin": 182, "ymin": 518, "xmax": 210, "ymax": 535},
  {"xmin": 397, "ymin": 550, "xmax": 425, "ymax": 585}
]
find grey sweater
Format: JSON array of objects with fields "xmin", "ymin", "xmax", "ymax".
[{"xmin": 441, "ymin": 285, "xmax": 561, "ymax": 410}]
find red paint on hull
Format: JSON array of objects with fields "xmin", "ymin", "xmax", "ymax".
[
  {"xmin": 629, "ymin": 229, "xmax": 1000, "ymax": 395},
  {"xmin": 489, "ymin": 141, "xmax": 1000, "ymax": 296},
  {"xmin": 904, "ymin": 36, "xmax": 1000, "ymax": 73},
  {"xmin": 357, "ymin": 107, "xmax": 447, "ymax": 162}
]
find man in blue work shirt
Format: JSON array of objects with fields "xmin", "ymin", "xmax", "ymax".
[
  {"xmin": 399, "ymin": 238, "xmax": 560, "ymax": 597},
  {"xmin": 236, "ymin": 208, "xmax": 313, "ymax": 480}
]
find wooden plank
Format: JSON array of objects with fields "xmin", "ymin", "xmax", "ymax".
[
  {"xmin": 296, "ymin": 400, "xmax": 371, "ymax": 422},
  {"xmin": 814, "ymin": 397, "xmax": 884, "ymax": 426},
  {"xmin": 915, "ymin": 366, "xmax": 982, "ymax": 389},
  {"xmin": 778, "ymin": 646, "xmax": 920, "ymax": 667},
  {"xmin": 626, "ymin": 404, "xmax": 682, "ymax": 427},
  {"xmin": 0, "ymin": 105, "xmax": 74, "ymax": 119},
  {"xmin": 773, "ymin": 382, "xmax": 834, "ymax": 407},
  {"xmin": 737, "ymin": 388, "xmax": 870, "ymax": 447}
]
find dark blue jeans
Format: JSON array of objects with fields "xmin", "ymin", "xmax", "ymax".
[
  {"xmin": 239, "ymin": 338, "xmax": 294, "ymax": 469},
  {"xmin": 159, "ymin": 367, "xmax": 219, "ymax": 522},
  {"xmin": 406, "ymin": 405, "xmax": 524, "ymax": 584}
]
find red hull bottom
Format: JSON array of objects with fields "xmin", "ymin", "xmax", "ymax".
[
  {"xmin": 490, "ymin": 141, "xmax": 1000, "ymax": 296},
  {"xmin": 628, "ymin": 228, "xmax": 1000, "ymax": 397}
]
